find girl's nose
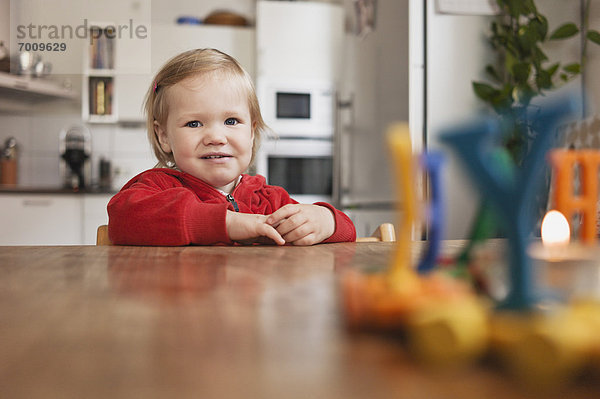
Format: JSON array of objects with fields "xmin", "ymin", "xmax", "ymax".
[{"xmin": 202, "ymin": 125, "xmax": 228, "ymax": 145}]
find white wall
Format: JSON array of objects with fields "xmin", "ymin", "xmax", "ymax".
[
  {"xmin": 425, "ymin": 5, "xmax": 493, "ymax": 239},
  {"xmin": 0, "ymin": 112, "xmax": 156, "ymax": 189},
  {"xmin": 0, "ymin": 0, "xmax": 8, "ymax": 47}
]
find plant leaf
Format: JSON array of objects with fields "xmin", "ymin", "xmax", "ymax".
[
  {"xmin": 512, "ymin": 62, "xmax": 530, "ymax": 83},
  {"xmin": 523, "ymin": 0, "xmax": 538, "ymax": 14},
  {"xmin": 532, "ymin": 46, "xmax": 548, "ymax": 66},
  {"xmin": 485, "ymin": 65, "xmax": 503, "ymax": 83},
  {"xmin": 518, "ymin": 25, "xmax": 537, "ymax": 54},
  {"xmin": 529, "ymin": 16, "xmax": 547, "ymax": 41},
  {"xmin": 491, "ymin": 84, "xmax": 514, "ymax": 111},
  {"xmin": 563, "ymin": 63, "xmax": 581, "ymax": 74},
  {"xmin": 546, "ymin": 63, "xmax": 559, "ymax": 78},
  {"xmin": 473, "ymin": 82, "xmax": 500, "ymax": 102},
  {"xmin": 505, "ymin": 0, "xmax": 528, "ymax": 17},
  {"xmin": 587, "ymin": 30, "xmax": 600, "ymax": 45},
  {"xmin": 535, "ymin": 69, "xmax": 552, "ymax": 90},
  {"xmin": 549, "ymin": 23, "xmax": 579, "ymax": 40}
]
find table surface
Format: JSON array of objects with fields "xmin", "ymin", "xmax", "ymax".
[{"xmin": 0, "ymin": 242, "xmax": 598, "ymax": 399}]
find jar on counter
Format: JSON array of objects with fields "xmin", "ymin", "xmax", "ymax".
[
  {"xmin": 1, "ymin": 137, "xmax": 18, "ymax": 186},
  {"xmin": 99, "ymin": 157, "xmax": 112, "ymax": 190}
]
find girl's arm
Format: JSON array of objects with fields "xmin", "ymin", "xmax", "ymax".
[{"xmin": 107, "ymin": 172, "xmax": 230, "ymax": 246}]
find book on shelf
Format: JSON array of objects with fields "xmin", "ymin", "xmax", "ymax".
[
  {"xmin": 89, "ymin": 27, "xmax": 115, "ymax": 70},
  {"xmin": 89, "ymin": 77, "xmax": 113, "ymax": 116}
]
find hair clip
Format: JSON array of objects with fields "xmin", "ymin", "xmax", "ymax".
[{"xmin": 153, "ymin": 81, "xmax": 159, "ymax": 93}]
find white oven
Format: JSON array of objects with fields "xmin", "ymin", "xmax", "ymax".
[
  {"xmin": 257, "ymin": 78, "xmax": 335, "ymax": 139},
  {"xmin": 255, "ymin": 139, "xmax": 333, "ymax": 204}
]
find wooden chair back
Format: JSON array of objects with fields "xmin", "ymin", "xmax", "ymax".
[
  {"xmin": 355, "ymin": 223, "xmax": 396, "ymax": 242},
  {"xmin": 96, "ymin": 223, "xmax": 396, "ymax": 245},
  {"xmin": 96, "ymin": 225, "xmax": 112, "ymax": 246}
]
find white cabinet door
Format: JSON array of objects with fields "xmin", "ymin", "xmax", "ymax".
[
  {"xmin": 82, "ymin": 194, "xmax": 112, "ymax": 245},
  {"xmin": 0, "ymin": 195, "xmax": 82, "ymax": 245}
]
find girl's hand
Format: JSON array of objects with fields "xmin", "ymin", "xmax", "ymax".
[
  {"xmin": 266, "ymin": 204, "xmax": 335, "ymax": 246},
  {"xmin": 226, "ymin": 211, "xmax": 285, "ymax": 245}
]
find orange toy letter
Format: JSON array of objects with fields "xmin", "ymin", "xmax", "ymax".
[{"xmin": 548, "ymin": 149, "xmax": 600, "ymax": 244}]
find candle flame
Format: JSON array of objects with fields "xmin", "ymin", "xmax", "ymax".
[{"xmin": 541, "ymin": 210, "xmax": 570, "ymax": 247}]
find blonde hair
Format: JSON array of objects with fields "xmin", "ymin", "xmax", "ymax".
[{"xmin": 144, "ymin": 48, "xmax": 265, "ymax": 168}]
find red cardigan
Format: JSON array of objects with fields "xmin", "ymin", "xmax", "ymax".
[{"xmin": 107, "ymin": 168, "xmax": 356, "ymax": 245}]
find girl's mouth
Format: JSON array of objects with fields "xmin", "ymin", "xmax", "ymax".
[{"xmin": 201, "ymin": 154, "xmax": 232, "ymax": 159}]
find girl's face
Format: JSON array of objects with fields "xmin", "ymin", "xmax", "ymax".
[{"xmin": 155, "ymin": 73, "xmax": 255, "ymax": 193}]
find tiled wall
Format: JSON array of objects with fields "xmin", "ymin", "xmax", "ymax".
[{"xmin": 0, "ymin": 112, "xmax": 155, "ymax": 190}]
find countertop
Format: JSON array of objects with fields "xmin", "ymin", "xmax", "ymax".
[
  {"xmin": 0, "ymin": 185, "xmax": 116, "ymax": 195},
  {"xmin": 0, "ymin": 242, "xmax": 597, "ymax": 399}
]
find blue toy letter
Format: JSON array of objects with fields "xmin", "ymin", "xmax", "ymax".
[{"xmin": 440, "ymin": 96, "xmax": 579, "ymax": 310}]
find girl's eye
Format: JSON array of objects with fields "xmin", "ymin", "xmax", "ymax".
[
  {"xmin": 186, "ymin": 121, "xmax": 201, "ymax": 128},
  {"xmin": 225, "ymin": 118, "xmax": 239, "ymax": 126}
]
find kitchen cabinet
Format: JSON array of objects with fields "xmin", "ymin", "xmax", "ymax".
[
  {"xmin": 0, "ymin": 192, "xmax": 112, "ymax": 245},
  {"xmin": 0, "ymin": 194, "xmax": 82, "ymax": 245},
  {"xmin": 82, "ymin": 194, "xmax": 112, "ymax": 245}
]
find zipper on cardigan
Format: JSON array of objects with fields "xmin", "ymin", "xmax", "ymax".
[{"xmin": 226, "ymin": 194, "xmax": 239, "ymax": 212}]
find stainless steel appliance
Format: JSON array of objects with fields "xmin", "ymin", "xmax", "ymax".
[
  {"xmin": 331, "ymin": 0, "xmax": 410, "ymax": 237},
  {"xmin": 255, "ymin": 139, "xmax": 333, "ymax": 204},
  {"xmin": 59, "ymin": 125, "xmax": 91, "ymax": 190}
]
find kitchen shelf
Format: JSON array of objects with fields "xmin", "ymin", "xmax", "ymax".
[
  {"xmin": 85, "ymin": 68, "xmax": 116, "ymax": 76},
  {"xmin": 87, "ymin": 114, "xmax": 118, "ymax": 124},
  {"xmin": 80, "ymin": 23, "xmax": 255, "ymax": 123},
  {"xmin": 82, "ymin": 22, "xmax": 117, "ymax": 123},
  {"xmin": 0, "ymin": 71, "xmax": 77, "ymax": 102}
]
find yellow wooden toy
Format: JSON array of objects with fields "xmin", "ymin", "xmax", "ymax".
[{"xmin": 341, "ymin": 123, "xmax": 489, "ymax": 366}]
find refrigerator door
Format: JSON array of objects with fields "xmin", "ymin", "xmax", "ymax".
[{"xmin": 338, "ymin": 0, "xmax": 409, "ymax": 210}]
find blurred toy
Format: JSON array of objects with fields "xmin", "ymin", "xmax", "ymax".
[
  {"xmin": 341, "ymin": 123, "xmax": 489, "ymax": 366},
  {"xmin": 441, "ymin": 94, "xmax": 600, "ymax": 384},
  {"xmin": 341, "ymin": 95, "xmax": 600, "ymax": 387}
]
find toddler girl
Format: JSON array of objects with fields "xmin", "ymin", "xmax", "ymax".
[{"xmin": 107, "ymin": 48, "xmax": 356, "ymax": 245}]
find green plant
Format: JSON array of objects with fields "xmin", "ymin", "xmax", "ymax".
[{"xmin": 472, "ymin": 0, "xmax": 600, "ymax": 163}]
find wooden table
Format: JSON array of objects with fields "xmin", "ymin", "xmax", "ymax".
[{"xmin": 0, "ymin": 243, "xmax": 597, "ymax": 399}]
